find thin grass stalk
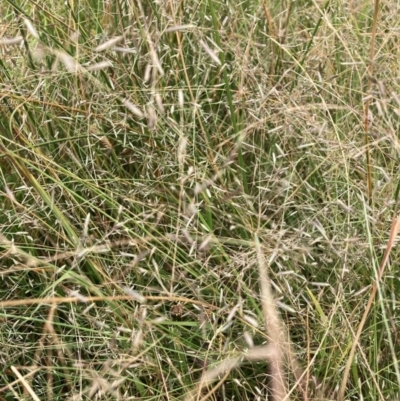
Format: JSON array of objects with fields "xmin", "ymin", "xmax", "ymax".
[
  {"xmin": 255, "ymin": 235, "xmax": 288, "ymax": 401},
  {"xmin": 338, "ymin": 215, "xmax": 400, "ymax": 401},
  {"xmin": 364, "ymin": 0, "xmax": 380, "ymax": 201}
]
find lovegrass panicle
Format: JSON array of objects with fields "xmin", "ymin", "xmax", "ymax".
[{"xmin": 1, "ymin": 1, "xmax": 399, "ymax": 400}]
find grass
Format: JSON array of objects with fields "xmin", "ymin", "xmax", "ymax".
[{"xmin": 1, "ymin": 0, "xmax": 400, "ymax": 400}]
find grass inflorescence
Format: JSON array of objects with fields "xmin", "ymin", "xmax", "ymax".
[{"xmin": 1, "ymin": 0, "xmax": 400, "ymax": 400}]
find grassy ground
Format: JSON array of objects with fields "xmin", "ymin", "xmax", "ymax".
[{"xmin": 1, "ymin": 0, "xmax": 400, "ymax": 400}]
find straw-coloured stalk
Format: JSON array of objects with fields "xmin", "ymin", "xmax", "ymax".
[
  {"xmin": 11, "ymin": 366, "xmax": 41, "ymax": 401},
  {"xmin": 338, "ymin": 215, "xmax": 400, "ymax": 401},
  {"xmin": 184, "ymin": 236, "xmax": 299, "ymax": 401},
  {"xmin": 184, "ymin": 345, "xmax": 278, "ymax": 401},
  {"xmin": 255, "ymin": 236, "xmax": 288, "ymax": 401}
]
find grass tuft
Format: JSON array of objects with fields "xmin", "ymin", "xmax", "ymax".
[{"xmin": 1, "ymin": 0, "xmax": 400, "ymax": 400}]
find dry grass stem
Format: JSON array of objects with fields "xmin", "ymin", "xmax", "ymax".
[{"xmin": 2, "ymin": 1, "xmax": 400, "ymax": 400}]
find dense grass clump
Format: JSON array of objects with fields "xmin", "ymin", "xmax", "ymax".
[{"xmin": 1, "ymin": 0, "xmax": 400, "ymax": 400}]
